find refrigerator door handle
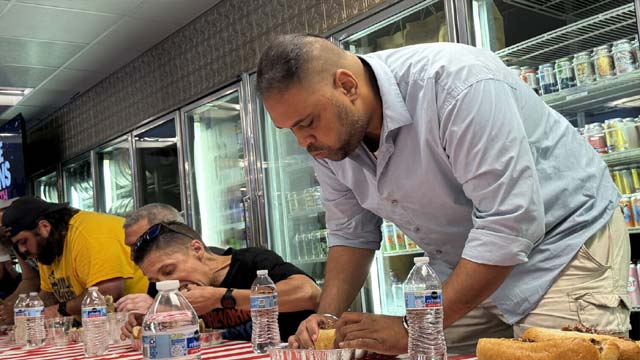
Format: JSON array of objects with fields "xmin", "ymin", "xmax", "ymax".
[{"xmin": 242, "ymin": 194, "xmax": 253, "ymax": 248}]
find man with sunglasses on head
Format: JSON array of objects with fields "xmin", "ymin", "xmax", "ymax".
[
  {"xmin": 121, "ymin": 221, "xmax": 321, "ymax": 342},
  {"xmin": 1, "ymin": 196, "xmax": 149, "ymax": 319}
]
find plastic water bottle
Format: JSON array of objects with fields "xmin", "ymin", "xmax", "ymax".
[
  {"xmin": 404, "ymin": 257, "xmax": 447, "ymax": 360},
  {"xmin": 142, "ymin": 280, "xmax": 200, "ymax": 360},
  {"xmin": 250, "ymin": 269, "xmax": 280, "ymax": 353},
  {"xmin": 81, "ymin": 287, "xmax": 109, "ymax": 356},
  {"xmin": 25, "ymin": 292, "xmax": 45, "ymax": 348},
  {"xmin": 13, "ymin": 293, "xmax": 28, "ymax": 346}
]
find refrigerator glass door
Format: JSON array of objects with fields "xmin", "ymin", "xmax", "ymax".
[
  {"xmin": 96, "ymin": 139, "xmax": 133, "ymax": 216},
  {"xmin": 337, "ymin": 0, "xmax": 450, "ymax": 315},
  {"xmin": 183, "ymin": 90, "xmax": 248, "ymax": 249},
  {"xmin": 34, "ymin": 171, "xmax": 59, "ymax": 203},
  {"xmin": 63, "ymin": 158, "xmax": 94, "ymax": 211},
  {"xmin": 134, "ymin": 119, "xmax": 182, "ymax": 211}
]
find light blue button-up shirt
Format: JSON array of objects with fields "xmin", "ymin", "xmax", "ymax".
[{"xmin": 313, "ymin": 43, "xmax": 619, "ymax": 323}]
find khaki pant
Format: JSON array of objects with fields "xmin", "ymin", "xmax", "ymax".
[{"xmin": 445, "ymin": 209, "xmax": 631, "ymax": 355}]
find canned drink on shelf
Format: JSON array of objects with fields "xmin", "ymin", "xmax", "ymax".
[
  {"xmin": 632, "ymin": 37, "xmax": 640, "ymax": 66},
  {"xmin": 612, "ymin": 39, "xmax": 638, "ymax": 75},
  {"xmin": 555, "ymin": 57, "xmax": 576, "ymax": 90},
  {"xmin": 405, "ymin": 237, "xmax": 418, "ymax": 250},
  {"xmin": 508, "ymin": 65, "xmax": 521, "ymax": 79},
  {"xmin": 537, "ymin": 63, "xmax": 558, "ymax": 95},
  {"xmin": 583, "ymin": 123, "xmax": 607, "ymax": 154},
  {"xmin": 573, "ymin": 51, "xmax": 596, "ymax": 86},
  {"xmin": 628, "ymin": 262, "xmax": 640, "ymax": 308},
  {"xmin": 632, "ymin": 193, "xmax": 640, "ymax": 227},
  {"xmin": 287, "ymin": 192, "xmax": 300, "ymax": 213},
  {"xmin": 621, "ymin": 195, "xmax": 634, "ymax": 227},
  {"xmin": 604, "ymin": 118, "xmax": 627, "ymax": 153},
  {"xmin": 631, "ymin": 166, "xmax": 640, "ymax": 193},
  {"xmin": 393, "ymin": 224, "xmax": 407, "ymax": 251},
  {"xmin": 622, "ymin": 118, "xmax": 640, "ymax": 149},
  {"xmin": 619, "ymin": 166, "xmax": 635, "ymax": 195},
  {"xmin": 382, "ymin": 221, "xmax": 396, "ymax": 252},
  {"xmin": 520, "ymin": 66, "xmax": 540, "ymax": 95},
  {"xmin": 593, "ymin": 45, "xmax": 616, "ymax": 80},
  {"xmin": 611, "ymin": 168, "xmax": 624, "ymax": 193}
]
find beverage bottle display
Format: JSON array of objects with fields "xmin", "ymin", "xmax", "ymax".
[
  {"xmin": 25, "ymin": 292, "xmax": 45, "ymax": 348},
  {"xmin": 142, "ymin": 280, "xmax": 201, "ymax": 360},
  {"xmin": 394, "ymin": 224, "xmax": 407, "ymax": 251},
  {"xmin": 404, "ymin": 257, "xmax": 447, "ymax": 360},
  {"xmin": 82, "ymin": 287, "xmax": 109, "ymax": 356},
  {"xmin": 382, "ymin": 220, "xmax": 397, "ymax": 252},
  {"xmin": 389, "ymin": 270, "xmax": 404, "ymax": 308},
  {"xmin": 13, "ymin": 293, "xmax": 28, "ymax": 346},
  {"xmin": 250, "ymin": 270, "xmax": 281, "ymax": 353}
]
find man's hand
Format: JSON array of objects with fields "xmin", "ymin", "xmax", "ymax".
[
  {"xmin": 180, "ymin": 285, "xmax": 221, "ymax": 315},
  {"xmin": 335, "ymin": 313, "xmax": 408, "ymax": 355},
  {"xmin": 43, "ymin": 305, "xmax": 60, "ymax": 319},
  {"xmin": 120, "ymin": 312, "xmax": 144, "ymax": 340},
  {"xmin": 288, "ymin": 314, "xmax": 338, "ymax": 349},
  {"xmin": 115, "ymin": 294, "xmax": 153, "ymax": 314},
  {"xmin": 0, "ymin": 302, "xmax": 13, "ymax": 325}
]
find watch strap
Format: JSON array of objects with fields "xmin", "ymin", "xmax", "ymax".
[{"xmin": 58, "ymin": 301, "xmax": 70, "ymax": 316}]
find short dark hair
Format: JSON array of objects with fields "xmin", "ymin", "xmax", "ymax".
[
  {"xmin": 256, "ymin": 34, "xmax": 327, "ymax": 98},
  {"xmin": 131, "ymin": 222, "xmax": 208, "ymax": 266}
]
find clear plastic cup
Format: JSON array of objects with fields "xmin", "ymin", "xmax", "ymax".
[
  {"xmin": 45, "ymin": 316, "xmax": 73, "ymax": 346},
  {"xmin": 108, "ymin": 312, "xmax": 129, "ymax": 344}
]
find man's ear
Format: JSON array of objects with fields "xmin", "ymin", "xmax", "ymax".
[
  {"xmin": 190, "ymin": 240, "xmax": 205, "ymax": 260},
  {"xmin": 335, "ymin": 69, "xmax": 359, "ymax": 101},
  {"xmin": 36, "ymin": 220, "xmax": 51, "ymax": 238}
]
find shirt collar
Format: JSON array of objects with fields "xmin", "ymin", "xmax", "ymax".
[{"xmin": 358, "ymin": 54, "xmax": 414, "ymax": 143}]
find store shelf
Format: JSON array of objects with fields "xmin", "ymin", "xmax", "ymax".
[
  {"xmin": 629, "ymin": 227, "xmax": 640, "ymax": 234},
  {"xmin": 496, "ymin": 3, "xmax": 637, "ymax": 65},
  {"xmin": 504, "ymin": 0, "xmax": 631, "ymax": 21},
  {"xmin": 221, "ymin": 221, "xmax": 245, "ymax": 231},
  {"xmin": 292, "ymin": 256, "xmax": 327, "ymax": 265},
  {"xmin": 283, "ymin": 162, "xmax": 313, "ymax": 174},
  {"xmin": 382, "ymin": 248, "xmax": 424, "ymax": 257},
  {"xmin": 544, "ymin": 70, "xmax": 640, "ymax": 113},
  {"xmin": 289, "ymin": 207, "xmax": 325, "ymax": 219},
  {"xmin": 602, "ymin": 148, "xmax": 640, "ymax": 167}
]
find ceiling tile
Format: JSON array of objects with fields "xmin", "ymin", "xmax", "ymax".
[
  {"xmin": 131, "ymin": 0, "xmax": 219, "ymax": 25},
  {"xmin": 0, "ymin": 1, "xmax": 8, "ymax": 13},
  {"xmin": 0, "ymin": 65, "xmax": 56, "ymax": 88},
  {"xmin": 66, "ymin": 43, "xmax": 141, "ymax": 74},
  {"xmin": 19, "ymin": 88, "xmax": 77, "ymax": 107},
  {"xmin": 0, "ymin": 36, "xmax": 85, "ymax": 68},
  {"xmin": 0, "ymin": 3, "xmax": 121, "ymax": 43},
  {"xmin": 15, "ymin": 0, "xmax": 143, "ymax": 15},
  {"xmin": 92, "ymin": 17, "xmax": 179, "ymax": 53},
  {"xmin": 42, "ymin": 68, "xmax": 105, "ymax": 93}
]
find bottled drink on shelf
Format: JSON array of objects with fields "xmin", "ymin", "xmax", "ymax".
[
  {"xmin": 394, "ymin": 224, "xmax": 407, "ymax": 251},
  {"xmin": 382, "ymin": 220, "xmax": 397, "ymax": 252},
  {"xmin": 25, "ymin": 292, "xmax": 45, "ymax": 348},
  {"xmin": 82, "ymin": 287, "xmax": 109, "ymax": 356},
  {"xmin": 389, "ymin": 270, "xmax": 404, "ymax": 308},
  {"xmin": 404, "ymin": 257, "xmax": 446, "ymax": 360},
  {"xmin": 13, "ymin": 293, "xmax": 28, "ymax": 346},
  {"xmin": 250, "ymin": 270, "xmax": 281, "ymax": 353},
  {"xmin": 142, "ymin": 280, "xmax": 201, "ymax": 360}
]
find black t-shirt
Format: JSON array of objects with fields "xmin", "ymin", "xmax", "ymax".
[{"xmin": 199, "ymin": 247, "xmax": 315, "ymax": 342}]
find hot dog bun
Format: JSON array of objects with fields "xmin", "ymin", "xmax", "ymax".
[
  {"xmin": 522, "ymin": 328, "xmax": 639, "ymax": 360},
  {"xmin": 477, "ymin": 337, "xmax": 610, "ymax": 360}
]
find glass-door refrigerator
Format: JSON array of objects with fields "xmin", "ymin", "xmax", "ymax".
[
  {"xmin": 33, "ymin": 170, "xmax": 60, "ymax": 203},
  {"xmin": 95, "ymin": 136, "xmax": 134, "ymax": 216},
  {"xmin": 132, "ymin": 112, "xmax": 184, "ymax": 213},
  {"xmin": 182, "ymin": 85, "xmax": 253, "ymax": 249},
  {"xmin": 334, "ymin": 0, "xmax": 451, "ymax": 316},
  {"xmin": 62, "ymin": 155, "xmax": 94, "ymax": 211}
]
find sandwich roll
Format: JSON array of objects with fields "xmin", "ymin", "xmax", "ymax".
[{"xmin": 477, "ymin": 337, "xmax": 604, "ymax": 360}]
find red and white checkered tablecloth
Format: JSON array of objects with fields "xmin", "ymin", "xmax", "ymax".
[{"xmin": 0, "ymin": 338, "xmax": 269, "ymax": 360}]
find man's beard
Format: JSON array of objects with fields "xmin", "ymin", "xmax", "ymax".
[
  {"xmin": 307, "ymin": 99, "xmax": 368, "ymax": 161},
  {"xmin": 36, "ymin": 235, "xmax": 58, "ymax": 265}
]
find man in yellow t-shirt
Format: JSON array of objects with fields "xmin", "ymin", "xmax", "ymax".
[{"xmin": 1, "ymin": 197, "xmax": 148, "ymax": 319}]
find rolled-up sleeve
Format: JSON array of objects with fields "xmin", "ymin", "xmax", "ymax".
[
  {"xmin": 312, "ymin": 159, "xmax": 382, "ymax": 250},
  {"xmin": 440, "ymin": 79, "xmax": 545, "ymax": 266}
]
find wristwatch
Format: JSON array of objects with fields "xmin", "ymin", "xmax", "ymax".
[
  {"xmin": 58, "ymin": 301, "xmax": 70, "ymax": 316},
  {"xmin": 221, "ymin": 288, "xmax": 236, "ymax": 309}
]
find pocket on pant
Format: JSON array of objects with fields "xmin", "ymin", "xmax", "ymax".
[{"xmin": 570, "ymin": 293, "xmax": 631, "ymax": 333}]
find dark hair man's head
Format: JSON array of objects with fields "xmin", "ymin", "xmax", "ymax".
[
  {"xmin": 257, "ymin": 34, "xmax": 381, "ymax": 161},
  {"xmin": 123, "ymin": 203, "xmax": 184, "ymax": 247}
]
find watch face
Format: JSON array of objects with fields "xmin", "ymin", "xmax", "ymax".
[{"xmin": 222, "ymin": 290, "xmax": 235, "ymax": 308}]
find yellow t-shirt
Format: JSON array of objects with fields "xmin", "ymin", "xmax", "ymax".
[{"xmin": 39, "ymin": 211, "xmax": 149, "ymax": 302}]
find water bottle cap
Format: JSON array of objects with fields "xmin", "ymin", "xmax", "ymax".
[
  {"xmin": 88, "ymin": 286, "xmax": 98, "ymax": 291},
  {"xmin": 156, "ymin": 280, "xmax": 180, "ymax": 291},
  {"xmin": 414, "ymin": 257, "xmax": 430, "ymax": 264},
  {"xmin": 29, "ymin": 292, "xmax": 38, "ymax": 296},
  {"xmin": 257, "ymin": 269, "xmax": 268, "ymax": 276}
]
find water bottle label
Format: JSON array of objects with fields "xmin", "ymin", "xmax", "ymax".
[
  {"xmin": 405, "ymin": 290, "xmax": 442, "ymax": 309},
  {"xmin": 14, "ymin": 309, "xmax": 27, "ymax": 317},
  {"xmin": 142, "ymin": 328, "xmax": 201, "ymax": 359},
  {"xmin": 250, "ymin": 294, "xmax": 278, "ymax": 310},
  {"xmin": 82, "ymin": 306, "xmax": 107, "ymax": 319},
  {"xmin": 25, "ymin": 307, "xmax": 44, "ymax": 317}
]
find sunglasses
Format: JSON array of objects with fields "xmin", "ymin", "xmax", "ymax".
[{"xmin": 131, "ymin": 223, "xmax": 195, "ymax": 262}]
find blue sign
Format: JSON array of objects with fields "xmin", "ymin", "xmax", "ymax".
[{"xmin": 0, "ymin": 115, "xmax": 26, "ymax": 200}]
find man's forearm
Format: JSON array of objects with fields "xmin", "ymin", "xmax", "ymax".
[
  {"xmin": 317, "ymin": 246, "xmax": 375, "ymax": 316},
  {"xmin": 38, "ymin": 291, "xmax": 58, "ymax": 307},
  {"xmin": 443, "ymin": 258, "xmax": 514, "ymax": 328}
]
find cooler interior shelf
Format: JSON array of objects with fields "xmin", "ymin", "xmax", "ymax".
[
  {"xmin": 496, "ymin": 3, "xmax": 637, "ymax": 65},
  {"xmin": 504, "ymin": 0, "xmax": 633, "ymax": 21},
  {"xmin": 601, "ymin": 148, "xmax": 640, "ymax": 167}
]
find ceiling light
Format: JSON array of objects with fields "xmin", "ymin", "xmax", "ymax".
[{"xmin": 0, "ymin": 87, "xmax": 33, "ymax": 106}]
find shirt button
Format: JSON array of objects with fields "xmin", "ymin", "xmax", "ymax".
[
  {"xmin": 413, "ymin": 226, "xmax": 420, "ymax": 233},
  {"xmin": 390, "ymin": 199, "xmax": 398, "ymax": 206}
]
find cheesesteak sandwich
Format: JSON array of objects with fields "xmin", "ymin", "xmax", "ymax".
[{"xmin": 477, "ymin": 337, "xmax": 618, "ymax": 360}]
